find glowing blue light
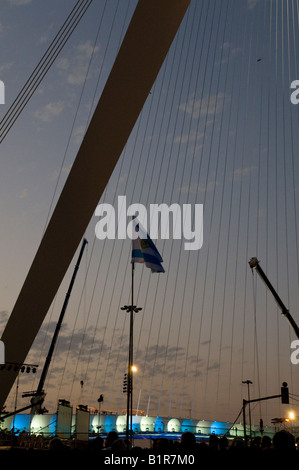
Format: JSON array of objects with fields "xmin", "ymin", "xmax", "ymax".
[
  {"xmin": 155, "ymin": 417, "xmax": 164, "ymax": 432},
  {"xmin": 11, "ymin": 414, "xmax": 31, "ymax": 434},
  {"xmin": 181, "ymin": 419, "xmax": 197, "ymax": 433},
  {"xmin": 210, "ymin": 421, "xmax": 230, "ymax": 435},
  {"xmin": 104, "ymin": 415, "xmax": 117, "ymax": 433}
]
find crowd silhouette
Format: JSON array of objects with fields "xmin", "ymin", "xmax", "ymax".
[{"xmin": 1, "ymin": 428, "xmax": 298, "ymax": 464}]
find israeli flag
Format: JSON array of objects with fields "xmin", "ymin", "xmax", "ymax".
[{"xmin": 131, "ymin": 220, "xmax": 165, "ymax": 273}]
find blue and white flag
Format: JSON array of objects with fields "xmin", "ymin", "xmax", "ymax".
[{"xmin": 131, "ymin": 220, "xmax": 165, "ymax": 273}]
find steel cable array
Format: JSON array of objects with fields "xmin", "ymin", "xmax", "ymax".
[{"xmin": 0, "ymin": 0, "xmax": 94, "ymax": 144}]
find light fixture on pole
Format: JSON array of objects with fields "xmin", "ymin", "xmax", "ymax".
[
  {"xmin": 242, "ymin": 380, "xmax": 253, "ymax": 441},
  {"xmin": 121, "ymin": 302, "xmax": 142, "ymax": 449},
  {"xmin": 97, "ymin": 394, "xmax": 104, "ymax": 433}
]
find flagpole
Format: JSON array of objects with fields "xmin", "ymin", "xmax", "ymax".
[{"xmin": 124, "ymin": 218, "xmax": 163, "ymax": 448}]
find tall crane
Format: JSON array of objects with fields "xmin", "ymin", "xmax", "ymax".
[{"xmin": 249, "ymin": 257, "xmax": 299, "ymax": 340}]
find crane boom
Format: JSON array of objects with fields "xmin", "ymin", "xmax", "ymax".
[
  {"xmin": 249, "ymin": 257, "xmax": 299, "ymax": 340},
  {"xmin": 32, "ymin": 238, "xmax": 88, "ymax": 413}
]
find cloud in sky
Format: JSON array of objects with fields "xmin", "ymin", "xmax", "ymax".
[
  {"xmin": 8, "ymin": 0, "xmax": 32, "ymax": 5},
  {"xmin": 207, "ymin": 361, "xmax": 220, "ymax": 371},
  {"xmin": 179, "ymin": 181, "xmax": 218, "ymax": 195},
  {"xmin": 233, "ymin": 166, "xmax": 257, "ymax": 182},
  {"xmin": 33, "ymin": 101, "xmax": 64, "ymax": 123},
  {"xmin": 0, "ymin": 62, "xmax": 13, "ymax": 74},
  {"xmin": 38, "ymin": 24, "xmax": 55, "ymax": 45},
  {"xmin": 17, "ymin": 188, "xmax": 28, "ymax": 199},
  {"xmin": 247, "ymin": 0, "xmax": 259, "ymax": 10},
  {"xmin": 32, "ymin": 322, "xmax": 118, "ymax": 360},
  {"xmin": 216, "ymin": 42, "xmax": 243, "ymax": 67},
  {"xmin": 180, "ymin": 92, "xmax": 227, "ymax": 120},
  {"xmin": 144, "ymin": 344, "xmax": 185, "ymax": 364},
  {"xmin": 72, "ymin": 125, "xmax": 86, "ymax": 146},
  {"xmin": 174, "ymin": 130, "xmax": 204, "ymax": 144},
  {"xmin": 56, "ymin": 40, "xmax": 100, "ymax": 86}
]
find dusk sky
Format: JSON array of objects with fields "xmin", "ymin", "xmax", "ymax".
[{"xmin": 1, "ymin": 0, "xmax": 299, "ymax": 428}]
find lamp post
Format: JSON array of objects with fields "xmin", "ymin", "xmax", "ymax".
[
  {"xmin": 121, "ymin": 303, "xmax": 142, "ymax": 449},
  {"xmin": 242, "ymin": 380, "xmax": 253, "ymax": 441},
  {"xmin": 97, "ymin": 394, "xmax": 103, "ymax": 433}
]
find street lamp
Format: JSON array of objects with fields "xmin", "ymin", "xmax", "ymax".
[
  {"xmin": 242, "ymin": 380, "xmax": 253, "ymax": 441},
  {"xmin": 289, "ymin": 411, "xmax": 295, "ymax": 433},
  {"xmin": 97, "ymin": 394, "xmax": 104, "ymax": 433},
  {"xmin": 121, "ymin": 304, "xmax": 142, "ymax": 448}
]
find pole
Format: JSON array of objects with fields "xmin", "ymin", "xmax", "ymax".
[
  {"xmin": 242, "ymin": 380, "xmax": 253, "ymax": 442},
  {"xmin": 130, "ymin": 263, "xmax": 134, "ymax": 443},
  {"xmin": 248, "ymin": 383, "xmax": 252, "ymax": 442},
  {"xmin": 126, "ymin": 262, "xmax": 134, "ymax": 449},
  {"xmin": 243, "ymin": 400, "xmax": 247, "ymax": 444},
  {"xmin": 12, "ymin": 372, "xmax": 20, "ymax": 435},
  {"xmin": 121, "ymin": 246, "xmax": 142, "ymax": 447},
  {"xmin": 97, "ymin": 394, "xmax": 103, "ymax": 433}
]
